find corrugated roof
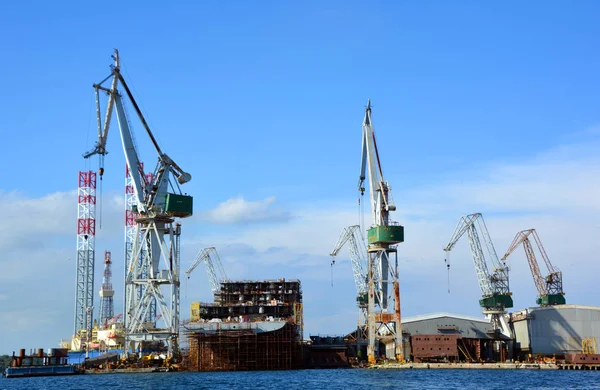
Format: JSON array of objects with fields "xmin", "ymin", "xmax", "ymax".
[
  {"xmin": 403, "ymin": 312, "xmax": 490, "ymax": 324},
  {"xmin": 528, "ymin": 304, "xmax": 600, "ymax": 312}
]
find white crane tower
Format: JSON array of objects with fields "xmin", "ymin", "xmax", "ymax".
[
  {"xmin": 84, "ymin": 50, "xmax": 193, "ymax": 357},
  {"xmin": 443, "ymin": 213, "xmax": 513, "ymax": 338},
  {"xmin": 185, "ymin": 247, "xmax": 228, "ymax": 294},
  {"xmin": 329, "ymin": 225, "xmax": 369, "ymax": 326},
  {"xmin": 358, "ymin": 100, "xmax": 404, "ymax": 363}
]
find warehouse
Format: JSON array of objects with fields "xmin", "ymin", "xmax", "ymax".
[
  {"xmin": 402, "ymin": 312, "xmax": 506, "ymax": 363},
  {"xmin": 509, "ymin": 304, "xmax": 600, "ymax": 359}
]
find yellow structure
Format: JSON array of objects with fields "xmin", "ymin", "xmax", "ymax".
[
  {"xmin": 190, "ymin": 302, "xmax": 201, "ymax": 322},
  {"xmin": 582, "ymin": 337, "xmax": 597, "ymax": 354}
]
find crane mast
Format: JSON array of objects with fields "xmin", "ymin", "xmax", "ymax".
[
  {"xmin": 186, "ymin": 247, "xmax": 228, "ymax": 294},
  {"xmin": 84, "ymin": 50, "xmax": 193, "ymax": 358},
  {"xmin": 501, "ymin": 229, "xmax": 565, "ymax": 306},
  {"xmin": 443, "ymin": 213, "xmax": 513, "ymax": 337},
  {"xmin": 358, "ymin": 100, "xmax": 404, "ymax": 363},
  {"xmin": 329, "ymin": 225, "xmax": 369, "ymax": 325}
]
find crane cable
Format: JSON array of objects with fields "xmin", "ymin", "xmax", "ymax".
[{"xmin": 445, "ymin": 252, "xmax": 451, "ymax": 293}]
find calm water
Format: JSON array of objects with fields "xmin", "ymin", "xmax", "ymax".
[{"xmin": 2, "ymin": 369, "xmax": 600, "ymax": 389}]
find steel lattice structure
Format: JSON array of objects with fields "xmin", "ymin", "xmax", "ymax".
[
  {"xmin": 125, "ymin": 164, "xmax": 156, "ymax": 324},
  {"xmin": 99, "ymin": 250, "xmax": 115, "ymax": 327},
  {"xmin": 75, "ymin": 170, "xmax": 96, "ymax": 335}
]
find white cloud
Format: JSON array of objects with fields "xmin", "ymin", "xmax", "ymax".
[{"xmin": 200, "ymin": 196, "xmax": 291, "ymax": 224}]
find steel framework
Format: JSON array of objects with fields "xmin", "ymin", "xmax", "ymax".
[
  {"xmin": 75, "ymin": 170, "xmax": 96, "ymax": 335},
  {"xmin": 125, "ymin": 164, "xmax": 156, "ymax": 324}
]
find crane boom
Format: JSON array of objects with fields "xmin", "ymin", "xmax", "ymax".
[
  {"xmin": 186, "ymin": 247, "xmax": 228, "ymax": 294},
  {"xmin": 329, "ymin": 225, "xmax": 368, "ymax": 295},
  {"xmin": 358, "ymin": 100, "xmax": 396, "ymax": 227},
  {"xmin": 501, "ymin": 229, "xmax": 565, "ymax": 306}
]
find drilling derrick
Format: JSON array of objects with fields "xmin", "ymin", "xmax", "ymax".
[
  {"xmin": 75, "ymin": 171, "xmax": 96, "ymax": 336},
  {"xmin": 99, "ymin": 250, "xmax": 115, "ymax": 327},
  {"xmin": 358, "ymin": 100, "xmax": 404, "ymax": 363},
  {"xmin": 443, "ymin": 213, "xmax": 513, "ymax": 338},
  {"xmin": 84, "ymin": 50, "xmax": 193, "ymax": 357},
  {"xmin": 501, "ymin": 229, "xmax": 565, "ymax": 306}
]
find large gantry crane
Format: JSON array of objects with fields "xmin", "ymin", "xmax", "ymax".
[
  {"xmin": 329, "ymin": 225, "xmax": 369, "ymax": 330},
  {"xmin": 358, "ymin": 100, "xmax": 404, "ymax": 363},
  {"xmin": 501, "ymin": 229, "xmax": 565, "ymax": 306},
  {"xmin": 83, "ymin": 50, "xmax": 193, "ymax": 357},
  {"xmin": 185, "ymin": 247, "xmax": 228, "ymax": 294},
  {"xmin": 443, "ymin": 213, "xmax": 513, "ymax": 338}
]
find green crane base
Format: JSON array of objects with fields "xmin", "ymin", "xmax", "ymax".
[
  {"xmin": 479, "ymin": 294, "xmax": 514, "ymax": 309},
  {"xmin": 537, "ymin": 294, "xmax": 566, "ymax": 306},
  {"xmin": 367, "ymin": 225, "xmax": 404, "ymax": 245}
]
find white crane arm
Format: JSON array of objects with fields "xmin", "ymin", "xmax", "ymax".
[
  {"xmin": 330, "ymin": 225, "xmax": 368, "ymax": 294},
  {"xmin": 444, "ymin": 213, "xmax": 494, "ymax": 297},
  {"xmin": 186, "ymin": 247, "xmax": 228, "ymax": 294},
  {"xmin": 443, "ymin": 213, "xmax": 480, "ymax": 252}
]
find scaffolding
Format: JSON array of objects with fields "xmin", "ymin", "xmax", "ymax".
[
  {"xmin": 185, "ymin": 279, "xmax": 303, "ymax": 371},
  {"xmin": 187, "ymin": 323, "xmax": 300, "ymax": 371}
]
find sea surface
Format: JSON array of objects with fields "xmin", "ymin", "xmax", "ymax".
[{"xmin": 2, "ymin": 369, "xmax": 600, "ymax": 389}]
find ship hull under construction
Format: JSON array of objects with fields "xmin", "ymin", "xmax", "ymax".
[{"xmin": 186, "ymin": 321, "xmax": 302, "ymax": 371}]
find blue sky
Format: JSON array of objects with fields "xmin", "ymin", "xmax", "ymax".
[{"xmin": 1, "ymin": 1, "xmax": 600, "ymax": 354}]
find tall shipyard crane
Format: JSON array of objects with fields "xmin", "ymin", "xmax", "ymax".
[
  {"xmin": 358, "ymin": 100, "xmax": 404, "ymax": 363},
  {"xmin": 443, "ymin": 213, "xmax": 513, "ymax": 337},
  {"xmin": 185, "ymin": 247, "xmax": 228, "ymax": 294},
  {"xmin": 501, "ymin": 229, "xmax": 565, "ymax": 306},
  {"xmin": 329, "ymin": 225, "xmax": 369, "ymax": 325},
  {"xmin": 83, "ymin": 50, "xmax": 193, "ymax": 357}
]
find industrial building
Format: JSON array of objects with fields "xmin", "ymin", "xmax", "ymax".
[
  {"xmin": 344, "ymin": 312, "xmax": 508, "ymax": 363},
  {"xmin": 509, "ymin": 304, "xmax": 600, "ymax": 359},
  {"xmin": 184, "ymin": 279, "xmax": 304, "ymax": 371},
  {"xmin": 402, "ymin": 313, "xmax": 506, "ymax": 362}
]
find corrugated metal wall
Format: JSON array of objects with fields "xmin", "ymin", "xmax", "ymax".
[
  {"xmin": 527, "ymin": 305, "xmax": 600, "ymax": 354},
  {"xmin": 512, "ymin": 320, "xmax": 530, "ymax": 352}
]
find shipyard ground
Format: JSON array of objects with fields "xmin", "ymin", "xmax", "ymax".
[{"xmin": 369, "ymin": 362, "xmax": 600, "ymax": 370}]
